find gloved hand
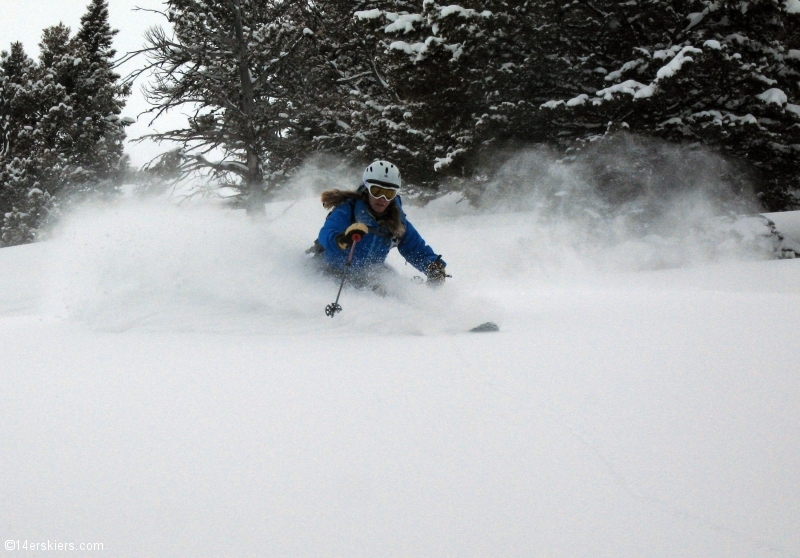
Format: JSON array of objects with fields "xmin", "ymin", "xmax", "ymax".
[
  {"xmin": 427, "ymin": 257, "xmax": 448, "ymax": 286},
  {"xmin": 336, "ymin": 222, "xmax": 368, "ymax": 250}
]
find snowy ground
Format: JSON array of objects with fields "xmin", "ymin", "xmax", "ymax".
[{"xmin": 1, "ymin": 192, "xmax": 799, "ymax": 557}]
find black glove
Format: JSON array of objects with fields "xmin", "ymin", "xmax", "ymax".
[
  {"xmin": 336, "ymin": 223, "xmax": 368, "ymax": 250},
  {"xmin": 427, "ymin": 256, "xmax": 448, "ymax": 286}
]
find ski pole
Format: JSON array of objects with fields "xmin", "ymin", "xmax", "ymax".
[{"xmin": 325, "ymin": 234, "xmax": 361, "ymax": 317}]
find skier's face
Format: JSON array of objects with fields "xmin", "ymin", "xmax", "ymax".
[{"xmin": 368, "ymin": 192, "xmax": 391, "ymax": 214}]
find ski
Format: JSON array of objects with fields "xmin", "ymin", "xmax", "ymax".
[{"xmin": 470, "ymin": 322, "xmax": 499, "ymax": 333}]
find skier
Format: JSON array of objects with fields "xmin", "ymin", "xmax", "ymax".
[{"xmin": 313, "ymin": 160, "xmax": 447, "ymax": 290}]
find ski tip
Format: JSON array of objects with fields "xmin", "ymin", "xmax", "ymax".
[{"xmin": 470, "ymin": 322, "xmax": 499, "ymax": 333}]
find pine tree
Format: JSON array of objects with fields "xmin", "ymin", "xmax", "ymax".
[
  {"xmin": 308, "ymin": 1, "xmax": 503, "ymax": 189},
  {"xmin": 34, "ymin": 24, "xmax": 79, "ymax": 218},
  {"xmin": 137, "ymin": 0, "xmax": 325, "ymax": 212},
  {"xmin": 0, "ymin": 0, "xmax": 131, "ymax": 247},
  {"xmin": 0, "ymin": 43, "xmax": 42, "ymax": 245},
  {"xmin": 347, "ymin": 2, "xmax": 487, "ymax": 186},
  {"xmin": 133, "ymin": 0, "xmax": 798, "ymax": 208},
  {"xmin": 536, "ymin": 0, "xmax": 800, "ymax": 210},
  {"xmin": 290, "ymin": 0, "xmax": 403, "ymax": 180},
  {"xmin": 332, "ymin": 0, "xmax": 798, "ymax": 208},
  {"xmin": 68, "ymin": 0, "xmax": 131, "ymax": 198},
  {"xmin": 314, "ymin": 1, "xmax": 597, "ymax": 189}
]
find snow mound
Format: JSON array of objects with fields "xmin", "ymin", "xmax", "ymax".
[{"xmin": 757, "ymin": 88, "xmax": 787, "ymax": 106}]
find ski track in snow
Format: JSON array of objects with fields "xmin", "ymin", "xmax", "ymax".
[{"xmin": 1, "ymin": 194, "xmax": 800, "ymax": 558}]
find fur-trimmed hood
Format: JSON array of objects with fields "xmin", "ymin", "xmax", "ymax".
[
  {"xmin": 320, "ymin": 188, "xmax": 406, "ymax": 239},
  {"xmin": 320, "ymin": 189, "xmax": 362, "ymax": 210}
]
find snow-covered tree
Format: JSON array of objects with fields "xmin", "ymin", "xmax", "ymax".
[
  {"xmin": 341, "ymin": 2, "xmax": 509, "ymax": 187},
  {"xmin": 66, "ymin": 0, "xmax": 131, "ymax": 197},
  {"xmin": 0, "ymin": 0, "xmax": 131, "ymax": 247},
  {"xmin": 131, "ymin": 0, "xmax": 798, "ymax": 208},
  {"xmin": 135, "ymin": 0, "xmax": 327, "ymax": 212},
  {"xmin": 324, "ymin": 1, "xmax": 604, "ymax": 188},
  {"xmin": 536, "ymin": 0, "xmax": 800, "ymax": 210},
  {"xmin": 327, "ymin": 0, "xmax": 798, "ymax": 208},
  {"xmin": 0, "ymin": 43, "xmax": 43, "ymax": 245}
]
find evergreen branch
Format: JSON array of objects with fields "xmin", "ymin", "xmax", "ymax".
[{"xmin": 336, "ymin": 71, "xmax": 373, "ymax": 83}]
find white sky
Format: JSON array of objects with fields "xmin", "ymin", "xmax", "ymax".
[{"xmin": 0, "ymin": 0, "xmax": 183, "ymax": 167}]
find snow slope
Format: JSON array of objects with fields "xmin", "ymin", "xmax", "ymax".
[{"xmin": 1, "ymin": 195, "xmax": 799, "ymax": 558}]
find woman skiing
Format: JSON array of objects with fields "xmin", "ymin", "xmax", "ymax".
[{"xmin": 314, "ymin": 160, "xmax": 447, "ymax": 288}]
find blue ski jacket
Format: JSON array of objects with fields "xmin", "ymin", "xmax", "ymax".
[{"xmin": 317, "ymin": 196, "xmax": 443, "ymax": 273}]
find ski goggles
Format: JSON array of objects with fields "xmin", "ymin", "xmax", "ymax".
[{"xmin": 365, "ymin": 182, "xmax": 399, "ymax": 201}]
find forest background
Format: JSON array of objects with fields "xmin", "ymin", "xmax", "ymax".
[{"xmin": 1, "ymin": 0, "xmax": 799, "ymax": 247}]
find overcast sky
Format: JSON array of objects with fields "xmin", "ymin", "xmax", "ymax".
[{"xmin": 1, "ymin": 0, "xmax": 181, "ymax": 167}]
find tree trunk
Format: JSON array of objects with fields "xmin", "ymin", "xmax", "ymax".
[{"xmin": 232, "ymin": 0, "xmax": 264, "ymax": 216}]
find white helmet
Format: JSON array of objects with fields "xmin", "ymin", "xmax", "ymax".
[{"xmin": 362, "ymin": 160, "xmax": 401, "ymax": 189}]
